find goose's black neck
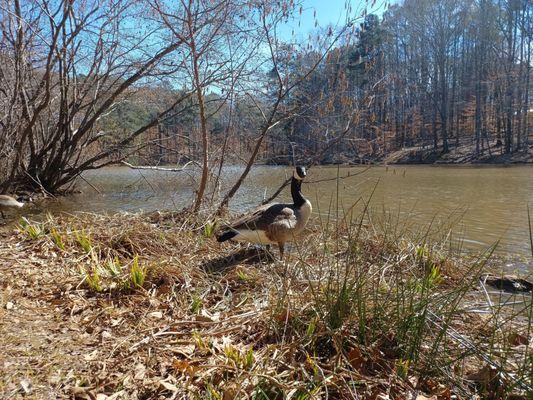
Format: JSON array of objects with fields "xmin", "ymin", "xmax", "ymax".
[{"xmin": 291, "ymin": 177, "xmax": 306, "ymax": 208}]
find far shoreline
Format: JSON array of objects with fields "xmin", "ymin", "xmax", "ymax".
[
  {"xmin": 95, "ymin": 159, "xmax": 533, "ymax": 171},
  {"xmin": 263, "ymin": 145, "xmax": 533, "ymax": 167}
]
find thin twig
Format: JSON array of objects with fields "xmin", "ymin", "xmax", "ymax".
[{"xmin": 121, "ymin": 160, "xmax": 196, "ymax": 172}]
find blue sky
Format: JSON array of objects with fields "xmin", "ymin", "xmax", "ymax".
[{"xmin": 279, "ymin": 0, "xmax": 391, "ymax": 40}]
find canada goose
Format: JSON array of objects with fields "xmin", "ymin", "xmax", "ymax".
[
  {"xmin": 0, "ymin": 195, "xmax": 24, "ymax": 219},
  {"xmin": 217, "ymin": 166, "xmax": 312, "ymax": 258}
]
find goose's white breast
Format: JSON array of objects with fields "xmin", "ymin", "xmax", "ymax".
[
  {"xmin": 298, "ymin": 200, "xmax": 312, "ymax": 225},
  {"xmin": 234, "ymin": 229, "xmax": 276, "ymax": 244}
]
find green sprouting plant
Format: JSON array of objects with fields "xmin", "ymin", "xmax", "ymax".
[
  {"xmin": 81, "ymin": 266, "xmax": 103, "ymax": 292},
  {"xmin": 75, "ymin": 230, "xmax": 92, "ymax": 253},
  {"xmin": 224, "ymin": 345, "xmax": 237, "ymax": 367},
  {"xmin": 190, "ymin": 295, "xmax": 203, "ymax": 314},
  {"xmin": 223, "ymin": 345, "xmax": 254, "ymax": 370},
  {"xmin": 128, "ymin": 256, "xmax": 146, "ymax": 289},
  {"xmin": 236, "ymin": 269, "xmax": 250, "ymax": 282},
  {"xmin": 294, "ymin": 392, "xmax": 311, "ymax": 400},
  {"xmin": 205, "ymin": 385, "xmax": 223, "ymax": 400},
  {"xmin": 105, "ymin": 257, "xmax": 121, "ymax": 277},
  {"xmin": 223, "ymin": 344, "xmax": 238, "ymax": 365},
  {"xmin": 244, "ymin": 347, "xmax": 254, "ymax": 370},
  {"xmin": 326, "ymin": 284, "xmax": 354, "ymax": 330},
  {"xmin": 415, "ymin": 244, "xmax": 429, "ymax": 261},
  {"xmin": 203, "ymin": 221, "xmax": 217, "ymax": 238},
  {"xmin": 18, "ymin": 217, "xmax": 43, "ymax": 239},
  {"xmin": 192, "ymin": 331, "xmax": 211, "ymax": 352},
  {"xmin": 292, "ymin": 381, "xmax": 321, "ymax": 400},
  {"xmin": 305, "ymin": 317, "xmax": 317, "ymax": 337},
  {"xmin": 426, "ymin": 264, "xmax": 443, "ymax": 288},
  {"xmin": 49, "ymin": 227, "xmax": 65, "ymax": 250},
  {"xmin": 396, "ymin": 358, "xmax": 410, "ymax": 379},
  {"xmin": 415, "ymin": 244, "xmax": 436, "ymax": 269},
  {"xmin": 252, "ymin": 381, "xmax": 283, "ymax": 400},
  {"xmin": 412, "ymin": 264, "xmax": 443, "ymax": 294}
]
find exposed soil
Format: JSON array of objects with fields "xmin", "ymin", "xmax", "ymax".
[
  {"xmin": 265, "ymin": 141, "xmax": 533, "ymax": 166},
  {"xmin": 383, "ymin": 143, "xmax": 533, "ymax": 165}
]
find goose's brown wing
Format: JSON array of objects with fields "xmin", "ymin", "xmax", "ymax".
[{"xmin": 230, "ymin": 203, "xmax": 297, "ymax": 231}]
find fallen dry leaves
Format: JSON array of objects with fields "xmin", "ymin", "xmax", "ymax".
[{"xmin": 0, "ymin": 212, "xmax": 530, "ymax": 399}]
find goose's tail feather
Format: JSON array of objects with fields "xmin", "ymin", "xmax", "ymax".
[
  {"xmin": 217, "ymin": 230, "xmax": 238, "ymax": 242},
  {"xmin": 0, "ymin": 198, "xmax": 23, "ymax": 208}
]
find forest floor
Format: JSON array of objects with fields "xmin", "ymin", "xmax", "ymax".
[
  {"xmin": 0, "ymin": 212, "xmax": 531, "ymax": 399},
  {"xmin": 384, "ymin": 142, "xmax": 533, "ymax": 165}
]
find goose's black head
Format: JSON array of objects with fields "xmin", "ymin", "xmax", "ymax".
[{"xmin": 294, "ymin": 166, "xmax": 307, "ymax": 181}]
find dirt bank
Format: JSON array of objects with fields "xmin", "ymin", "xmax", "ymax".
[{"xmin": 384, "ymin": 144, "xmax": 533, "ymax": 165}]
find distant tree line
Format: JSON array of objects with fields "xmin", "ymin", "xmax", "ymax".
[
  {"xmin": 263, "ymin": 0, "xmax": 532, "ymax": 162},
  {"xmin": 256, "ymin": 0, "xmax": 533, "ymax": 162},
  {"xmin": 104, "ymin": 0, "xmax": 531, "ymax": 166},
  {"xmin": 379, "ymin": 0, "xmax": 531, "ymax": 157}
]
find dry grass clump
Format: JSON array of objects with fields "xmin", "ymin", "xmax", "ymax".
[{"xmin": 0, "ymin": 211, "xmax": 531, "ymax": 399}]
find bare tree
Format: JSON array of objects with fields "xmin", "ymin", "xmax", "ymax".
[{"xmin": 0, "ymin": 0, "xmax": 191, "ymax": 193}]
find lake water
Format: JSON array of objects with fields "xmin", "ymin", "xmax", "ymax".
[{"xmin": 22, "ymin": 165, "xmax": 533, "ymax": 261}]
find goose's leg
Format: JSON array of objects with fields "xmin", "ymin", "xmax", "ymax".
[
  {"xmin": 278, "ymin": 242, "xmax": 285, "ymax": 260},
  {"xmin": 0, "ymin": 211, "xmax": 5, "ymax": 219},
  {"xmin": 264, "ymin": 244, "xmax": 274, "ymax": 260}
]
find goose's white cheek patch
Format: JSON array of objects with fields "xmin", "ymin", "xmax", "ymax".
[{"xmin": 234, "ymin": 230, "xmax": 275, "ymax": 244}]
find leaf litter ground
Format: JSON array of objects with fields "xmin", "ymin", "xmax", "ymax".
[{"xmin": 0, "ymin": 212, "xmax": 530, "ymax": 399}]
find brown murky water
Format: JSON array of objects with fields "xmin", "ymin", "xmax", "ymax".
[{"xmin": 20, "ymin": 165, "xmax": 533, "ymax": 260}]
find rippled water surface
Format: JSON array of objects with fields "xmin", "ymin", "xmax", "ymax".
[{"xmin": 24, "ymin": 165, "xmax": 533, "ymax": 259}]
